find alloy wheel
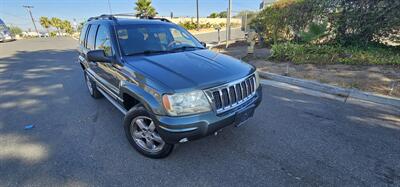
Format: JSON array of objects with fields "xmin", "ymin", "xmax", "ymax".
[
  {"xmin": 130, "ymin": 116, "xmax": 165, "ymax": 153},
  {"xmin": 85, "ymin": 74, "xmax": 94, "ymax": 95}
]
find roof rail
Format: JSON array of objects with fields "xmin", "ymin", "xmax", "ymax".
[
  {"xmin": 87, "ymin": 14, "xmax": 172, "ymax": 23},
  {"xmin": 87, "ymin": 14, "xmax": 116, "ymax": 21},
  {"xmin": 147, "ymin": 17, "xmax": 172, "ymax": 23}
]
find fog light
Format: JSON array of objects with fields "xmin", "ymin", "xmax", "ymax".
[{"xmin": 179, "ymin": 138, "xmax": 189, "ymax": 143}]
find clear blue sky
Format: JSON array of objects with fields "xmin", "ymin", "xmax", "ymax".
[{"xmin": 0, "ymin": 0, "xmax": 261, "ymax": 31}]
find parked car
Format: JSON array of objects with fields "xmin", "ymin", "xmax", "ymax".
[
  {"xmin": 39, "ymin": 32, "xmax": 49, "ymax": 37},
  {"xmin": 0, "ymin": 18, "xmax": 15, "ymax": 42},
  {"xmin": 78, "ymin": 14, "xmax": 262, "ymax": 158}
]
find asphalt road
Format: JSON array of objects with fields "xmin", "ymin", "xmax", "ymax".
[{"xmin": 0, "ymin": 38, "xmax": 399, "ymax": 186}]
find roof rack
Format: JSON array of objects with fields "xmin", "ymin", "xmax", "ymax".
[
  {"xmin": 87, "ymin": 14, "xmax": 116, "ymax": 21},
  {"xmin": 87, "ymin": 14, "xmax": 171, "ymax": 23},
  {"xmin": 146, "ymin": 17, "xmax": 171, "ymax": 23}
]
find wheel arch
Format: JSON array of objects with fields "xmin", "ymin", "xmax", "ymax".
[{"xmin": 120, "ymin": 82, "xmax": 165, "ymax": 115}]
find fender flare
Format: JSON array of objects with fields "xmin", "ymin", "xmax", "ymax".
[{"xmin": 119, "ymin": 81, "xmax": 165, "ymax": 115}]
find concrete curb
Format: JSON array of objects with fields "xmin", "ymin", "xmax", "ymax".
[{"xmin": 259, "ymin": 71, "xmax": 400, "ymax": 108}]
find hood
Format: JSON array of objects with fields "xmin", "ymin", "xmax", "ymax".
[{"xmin": 124, "ymin": 49, "xmax": 254, "ymax": 91}]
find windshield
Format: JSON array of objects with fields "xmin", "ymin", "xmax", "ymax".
[{"xmin": 116, "ymin": 24, "xmax": 204, "ymax": 56}]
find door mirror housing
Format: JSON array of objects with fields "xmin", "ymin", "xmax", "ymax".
[
  {"xmin": 200, "ymin": 42, "xmax": 207, "ymax": 48},
  {"xmin": 87, "ymin": 50, "xmax": 112, "ymax": 63}
]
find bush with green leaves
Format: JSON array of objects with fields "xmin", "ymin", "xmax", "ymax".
[
  {"xmin": 299, "ymin": 22, "xmax": 328, "ymax": 44},
  {"xmin": 8, "ymin": 26, "xmax": 22, "ymax": 36},
  {"xmin": 178, "ymin": 21, "xmax": 214, "ymax": 30},
  {"xmin": 250, "ymin": 0, "xmax": 317, "ymax": 44},
  {"xmin": 252, "ymin": 0, "xmax": 400, "ymax": 46},
  {"xmin": 179, "ymin": 21, "xmax": 197, "ymax": 30},
  {"xmin": 270, "ymin": 43, "xmax": 400, "ymax": 65}
]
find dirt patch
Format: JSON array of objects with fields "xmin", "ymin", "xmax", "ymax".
[{"xmin": 213, "ymin": 45, "xmax": 400, "ymax": 98}]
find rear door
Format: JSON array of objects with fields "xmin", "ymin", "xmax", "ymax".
[
  {"xmin": 84, "ymin": 24, "xmax": 105, "ymax": 85},
  {"xmin": 78, "ymin": 24, "xmax": 89, "ymax": 67}
]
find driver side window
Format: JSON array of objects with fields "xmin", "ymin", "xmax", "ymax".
[{"xmin": 95, "ymin": 25, "xmax": 113, "ymax": 57}]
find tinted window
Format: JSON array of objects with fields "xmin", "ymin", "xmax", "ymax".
[
  {"xmin": 79, "ymin": 24, "xmax": 88, "ymax": 45},
  {"xmin": 86, "ymin": 24, "xmax": 98, "ymax": 50},
  {"xmin": 95, "ymin": 25, "xmax": 113, "ymax": 56},
  {"xmin": 116, "ymin": 24, "xmax": 203, "ymax": 56}
]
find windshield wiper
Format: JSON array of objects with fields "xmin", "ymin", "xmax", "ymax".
[
  {"xmin": 126, "ymin": 50, "xmax": 170, "ymax": 56},
  {"xmin": 170, "ymin": 46, "xmax": 205, "ymax": 52}
]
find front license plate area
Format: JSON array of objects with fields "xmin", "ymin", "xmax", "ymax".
[{"xmin": 234, "ymin": 106, "xmax": 255, "ymax": 127}]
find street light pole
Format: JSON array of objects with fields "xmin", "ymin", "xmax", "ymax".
[
  {"xmin": 196, "ymin": 0, "xmax": 199, "ymax": 31},
  {"xmin": 23, "ymin": 5, "xmax": 39, "ymax": 36}
]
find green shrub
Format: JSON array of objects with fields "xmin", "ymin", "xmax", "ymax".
[
  {"xmin": 50, "ymin": 31, "xmax": 57, "ymax": 37},
  {"xmin": 299, "ymin": 22, "xmax": 328, "ymax": 43},
  {"xmin": 271, "ymin": 43, "xmax": 400, "ymax": 65},
  {"xmin": 179, "ymin": 21, "xmax": 197, "ymax": 30},
  {"xmin": 252, "ymin": 0, "xmax": 400, "ymax": 45},
  {"xmin": 179, "ymin": 21, "xmax": 214, "ymax": 30},
  {"xmin": 8, "ymin": 26, "xmax": 23, "ymax": 35}
]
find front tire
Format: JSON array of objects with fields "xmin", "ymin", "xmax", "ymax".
[
  {"xmin": 84, "ymin": 71, "xmax": 102, "ymax": 99},
  {"xmin": 124, "ymin": 105, "xmax": 174, "ymax": 159}
]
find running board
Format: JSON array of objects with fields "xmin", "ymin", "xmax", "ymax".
[{"xmin": 97, "ymin": 87, "xmax": 127, "ymax": 115}]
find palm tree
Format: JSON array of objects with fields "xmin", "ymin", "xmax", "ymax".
[
  {"xmin": 62, "ymin": 20, "xmax": 74, "ymax": 35},
  {"xmin": 135, "ymin": 0, "xmax": 157, "ymax": 18},
  {"xmin": 50, "ymin": 17, "xmax": 62, "ymax": 36},
  {"xmin": 39, "ymin": 17, "xmax": 51, "ymax": 34}
]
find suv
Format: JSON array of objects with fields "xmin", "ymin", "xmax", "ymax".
[{"xmin": 78, "ymin": 15, "xmax": 262, "ymax": 158}]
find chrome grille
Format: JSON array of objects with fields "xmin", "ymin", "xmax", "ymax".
[{"xmin": 205, "ymin": 74, "xmax": 257, "ymax": 114}]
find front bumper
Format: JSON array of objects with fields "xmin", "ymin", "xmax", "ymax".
[{"xmin": 154, "ymin": 87, "xmax": 262, "ymax": 144}]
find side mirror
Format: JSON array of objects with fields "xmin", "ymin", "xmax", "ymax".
[
  {"xmin": 87, "ymin": 50, "xmax": 111, "ymax": 63},
  {"xmin": 200, "ymin": 42, "xmax": 207, "ymax": 48}
]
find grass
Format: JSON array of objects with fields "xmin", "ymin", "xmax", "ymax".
[{"xmin": 270, "ymin": 43, "xmax": 400, "ymax": 65}]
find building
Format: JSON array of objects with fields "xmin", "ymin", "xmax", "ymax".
[{"xmin": 260, "ymin": 0, "xmax": 277, "ymax": 9}]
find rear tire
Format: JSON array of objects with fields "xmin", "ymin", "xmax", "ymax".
[
  {"xmin": 124, "ymin": 105, "xmax": 174, "ymax": 159},
  {"xmin": 84, "ymin": 71, "xmax": 102, "ymax": 99}
]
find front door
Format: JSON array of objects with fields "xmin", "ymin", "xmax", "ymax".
[{"xmin": 93, "ymin": 24, "xmax": 120, "ymax": 96}]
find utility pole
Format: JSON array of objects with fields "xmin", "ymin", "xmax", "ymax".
[
  {"xmin": 226, "ymin": 0, "xmax": 232, "ymax": 48},
  {"xmin": 23, "ymin": 5, "xmax": 39, "ymax": 36},
  {"xmin": 196, "ymin": 0, "xmax": 199, "ymax": 31}
]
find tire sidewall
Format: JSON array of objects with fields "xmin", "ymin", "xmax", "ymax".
[
  {"xmin": 84, "ymin": 71, "xmax": 102, "ymax": 98},
  {"xmin": 124, "ymin": 105, "xmax": 173, "ymax": 159}
]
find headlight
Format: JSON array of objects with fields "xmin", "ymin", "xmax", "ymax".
[
  {"xmin": 255, "ymin": 71, "xmax": 260, "ymax": 89},
  {"xmin": 162, "ymin": 90, "xmax": 211, "ymax": 116}
]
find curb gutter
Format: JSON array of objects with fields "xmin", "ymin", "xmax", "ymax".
[{"xmin": 258, "ymin": 71, "xmax": 400, "ymax": 108}]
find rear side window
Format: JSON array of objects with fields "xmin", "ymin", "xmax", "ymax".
[
  {"xmin": 79, "ymin": 24, "xmax": 88, "ymax": 46},
  {"xmin": 86, "ymin": 24, "xmax": 99, "ymax": 50}
]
